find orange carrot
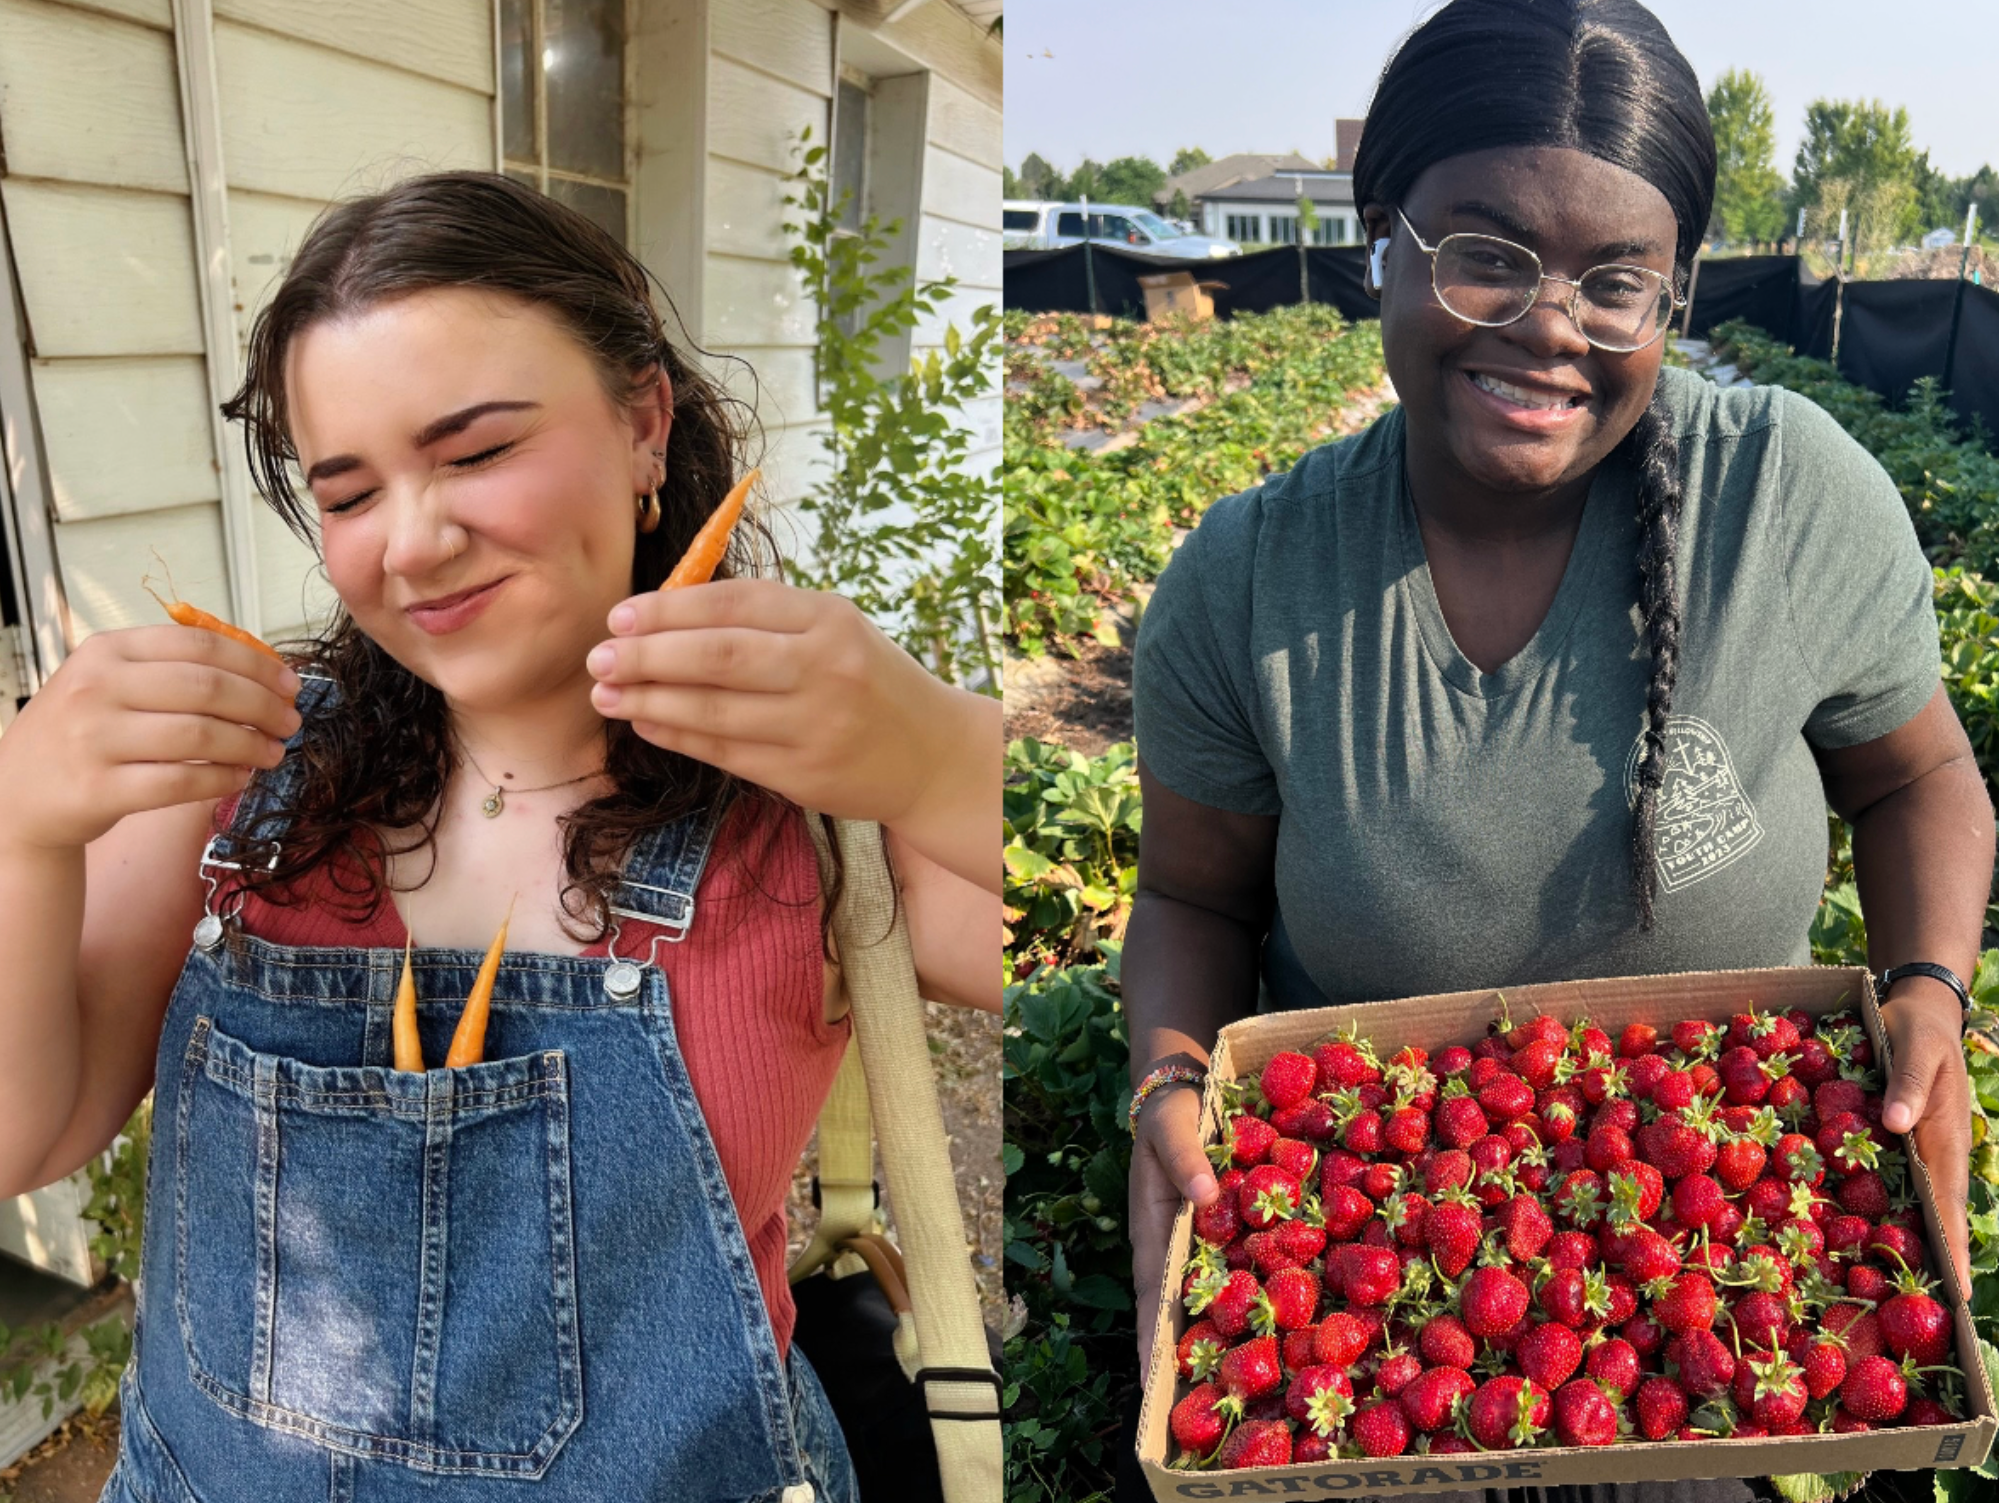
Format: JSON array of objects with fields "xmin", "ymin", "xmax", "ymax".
[
  {"xmin": 445, "ymin": 895, "xmax": 514, "ymax": 1068},
  {"xmin": 393, "ymin": 933, "xmax": 424, "ymax": 1072},
  {"xmin": 661, "ymin": 468, "xmax": 759, "ymax": 589},
  {"xmin": 142, "ymin": 551, "xmax": 282, "ymax": 661}
]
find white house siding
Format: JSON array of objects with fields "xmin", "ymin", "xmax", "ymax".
[
  {"xmin": 633, "ymin": 0, "xmax": 998, "ymax": 556},
  {"xmin": 0, "ymin": 0, "xmax": 492, "ymax": 657}
]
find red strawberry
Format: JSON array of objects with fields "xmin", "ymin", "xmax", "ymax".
[
  {"xmin": 1715, "ymin": 1134, "xmax": 1767, "ymax": 1191},
  {"xmin": 1586, "ymin": 1337, "xmax": 1640, "ymax": 1400},
  {"xmin": 1670, "ymin": 1173, "xmax": 1727, "ymax": 1229},
  {"xmin": 1879, "ymin": 1274, "xmax": 1952, "ymax": 1365},
  {"xmin": 1718, "ymin": 1046, "xmax": 1770, "ymax": 1106},
  {"xmin": 1512, "ymin": 1039, "xmax": 1565, "ymax": 1091},
  {"xmin": 1254, "ymin": 1267, "xmax": 1321, "ymax": 1333},
  {"xmin": 1343, "ymin": 1109, "xmax": 1384, "ymax": 1154},
  {"xmin": 1419, "ymin": 1312, "xmax": 1477, "ymax": 1370},
  {"xmin": 1635, "ymin": 1375, "xmax": 1688, "ymax": 1440},
  {"xmin": 1260, "ymin": 1050, "xmax": 1317, "ymax": 1109},
  {"xmin": 1208, "ymin": 1270, "xmax": 1261, "ymax": 1337},
  {"xmin": 1545, "ymin": 1230, "xmax": 1599, "ymax": 1270},
  {"xmin": 1266, "ymin": 1137, "xmax": 1318, "ymax": 1182},
  {"xmin": 1337, "ymin": 1245, "xmax": 1401, "ymax": 1307},
  {"xmin": 1423, "ymin": 1148, "xmax": 1476, "ymax": 1195},
  {"xmin": 1868, "ymin": 1221, "xmax": 1925, "ymax": 1272},
  {"xmin": 1478, "ymin": 1072, "xmax": 1535, "ymax": 1122},
  {"xmin": 1555, "ymin": 1169, "xmax": 1607, "ymax": 1227},
  {"xmin": 1215, "ymin": 1417, "xmax": 1292, "ymax": 1469},
  {"xmin": 1652, "ymin": 1068, "xmax": 1695, "ymax": 1111},
  {"xmin": 1238, "ymin": 1164, "xmax": 1302, "ymax": 1229},
  {"xmin": 1466, "ymin": 1376, "xmax": 1551, "ymax": 1449},
  {"xmin": 1319, "ymin": 1183, "xmax": 1374, "ymax": 1241},
  {"xmin": 1178, "ymin": 1319, "xmax": 1227, "ymax": 1381},
  {"xmin": 1380, "ymin": 1105, "xmax": 1428, "ymax": 1155},
  {"xmin": 1553, "ymin": 1378, "xmax": 1618, "ymax": 1446},
  {"xmin": 1315, "ymin": 1040, "xmax": 1380, "ymax": 1088},
  {"xmin": 1436, "ymin": 1095, "xmax": 1490, "ymax": 1149},
  {"xmin": 1797, "ymin": 1336, "xmax": 1847, "ymax": 1400},
  {"xmin": 1398, "ymin": 1364, "xmax": 1475, "ymax": 1433},
  {"xmin": 1840, "ymin": 1354, "xmax": 1908, "ymax": 1422},
  {"xmin": 1373, "ymin": 1347, "xmax": 1423, "ymax": 1397},
  {"xmin": 1620, "ymin": 1022, "xmax": 1658, "ymax": 1058},
  {"xmin": 1218, "ymin": 1334, "xmax": 1284, "ymax": 1400},
  {"xmin": 1907, "ymin": 1398, "xmax": 1957, "ymax": 1427},
  {"xmin": 1227, "ymin": 1113, "xmax": 1278, "ymax": 1167},
  {"xmin": 1285, "ymin": 1364, "xmax": 1354, "ymax": 1432},
  {"xmin": 1269, "ymin": 1097, "xmax": 1338, "ymax": 1141},
  {"xmin": 1425, "ymin": 1193, "xmax": 1484, "ymax": 1277},
  {"xmin": 1436, "ymin": 1045, "xmax": 1474, "ymax": 1077},
  {"xmin": 1539, "ymin": 1267, "xmax": 1609, "ymax": 1331},
  {"xmin": 1352, "ymin": 1398, "xmax": 1412, "ymax": 1457},
  {"xmin": 1653, "ymin": 1273, "xmax": 1717, "ymax": 1334},
  {"xmin": 1382, "ymin": 1191, "xmax": 1430, "ymax": 1248},
  {"xmin": 1282, "ymin": 1326, "xmax": 1319, "ymax": 1372},
  {"xmin": 1361, "ymin": 1160, "xmax": 1405, "ymax": 1204},
  {"xmin": 1621, "ymin": 1312, "xmax": 1666, "ymax": 1357},
  {"xmin": 1773, "ymin": 1133, "xmax": 1825, "ymax": 1187},
  {"xmin": 1462, "ymin": 1265, "xmax": 1531, "ymax": 1338},
  {"xmin": 1621, "ymin": 1227, "xmax": 1681, "ymax": 1286},
  {"xmin": 1274, "ymin": 1217, "xmax": 1327, "ymax": 1266},
  {"xmin": 1637, "ymin": 1116, "xmax": 1717, "ymax": 1179},
  {"xmin": 1496, "ymin": 1193, "xmax": 1554, "ymax": 1261},
  {"xmin": 1672, "ymin": 1018, "xmax": 1720, "ymax": 1057},
  {"xmin": 1516, "ymin": 1320, "xmax": 1583, "ymax": 1390},
  {"xmin": 1170, "ymin": 1382, "xmax": 1230, "ymax": 1457},
  {"xmin": 1627, "ymin": 1053, "xmax": 1670, "ymax": 1100},
  {"xmin": 1731, "ymin": 1290, "xmax": 1790, "ymax": 1351},
  {"xmin": 1313, "ymin": 1311, "xmax": 1368, "ymax": 1369},
  {"xmin": 1673, "ymin": 1328, "xmax": 1737, "ymax": 1397},
  {"xmin": 1814, "ymin": 1079, "xmax": 1866, "ymax": 1121},
  {"xmin": 1193, "ymin": 1185, "xmax": 1244, "ymax": 1246},
  {"xmin": 1848, "ymin": 1264, "xmax": 1890, "ymax": 1303},
  {"xmin": 1823, "ymin": 1304, "xmax": 1885, "ymax": 1361}
]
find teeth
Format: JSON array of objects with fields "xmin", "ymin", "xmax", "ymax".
[{"xmin": 1472, "ymin": 372, "xmax": 1579, "ymax": 410}]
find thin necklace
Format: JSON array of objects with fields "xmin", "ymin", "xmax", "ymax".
[{"xmin": 455, "ymin": 735, "xmax": 606, "ymax": 819}]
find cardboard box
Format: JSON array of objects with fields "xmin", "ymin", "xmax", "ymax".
[
  {"xmin": 1136, "ymin": 967, "xmax": 1999, "ymax": 1498},
  {"xmin": 1139, "ymin": 271, "xmax": 1225, "ymax": 322}
]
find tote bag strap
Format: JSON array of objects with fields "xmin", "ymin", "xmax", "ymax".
[{"xmin": 803, "ymin": 815, "xmax": 1002, "ymax": 1503}]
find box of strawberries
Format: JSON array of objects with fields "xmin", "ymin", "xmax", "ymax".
[{"xmin": 1134, "ymin": 966, "xmax": 1998, "ymax": 1498}]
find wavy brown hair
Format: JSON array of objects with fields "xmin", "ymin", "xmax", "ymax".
[{"xmin": 217, "ymin": 170, "xmax": 817, "ymax": 945}]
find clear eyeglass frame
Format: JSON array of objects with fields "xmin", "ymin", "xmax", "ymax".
[{"xmin": 1392, "ymin": 206, "xmax": 1686, "ymax": 354}]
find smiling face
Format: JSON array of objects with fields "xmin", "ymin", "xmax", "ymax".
[
  {"xmin": 1361, "ymin": 145, "xmax": 1682, "ymax": 505},
  {"xmin": 287, "ymin": 286, "xmax": 664, "ymax": 711}
]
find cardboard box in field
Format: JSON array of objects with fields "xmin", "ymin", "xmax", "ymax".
[
  {"xmin": 1135, "ymin": 966, "xmax": 1999, "ymax": 1499},
  {"xmin": 1139, "ymin": 271, "xmax": 1225, "ymax": 322}
]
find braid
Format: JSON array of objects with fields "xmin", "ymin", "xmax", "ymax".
[{"xmin": 1623, "ymin": 390, "xmax": 1685, "ymax": 932}]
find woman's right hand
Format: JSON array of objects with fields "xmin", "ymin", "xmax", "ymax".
[
  {"xmin": 1129, "ymin": 1079, "xmax": 1222, "ymax": 1382},
  {"xmin": 0, "ymin": 625, "xmax": 300, "ymax": 852}
]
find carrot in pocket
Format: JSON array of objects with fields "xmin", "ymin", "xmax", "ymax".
[
  {"xmin": 142, "ymin": 549, "xmax": 283, "ymax": 662},
  {"xmin": 660, "ymin": 468, "xmax": 760, "ymax": 589},
  {"xmin": 393, "ymin": 933, "xmax": 424, "ymax": 1072},
  {"xmin": 445, "ymin": 895, "xmax": 515, "ymax": 1068}
]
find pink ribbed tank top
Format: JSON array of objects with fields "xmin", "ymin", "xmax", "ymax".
[{"xmin": 208, "ymin": 793, "xmax": 849, "ymax": 1358}]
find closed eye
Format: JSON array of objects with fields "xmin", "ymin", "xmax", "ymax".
[{"xmin": 324, "ymin": 443, "xmax": 514, "ymax": 515}]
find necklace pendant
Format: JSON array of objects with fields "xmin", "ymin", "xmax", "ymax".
[{"xmin": 481, "ymin": 787, "xmax": 504, "ymax": 818}]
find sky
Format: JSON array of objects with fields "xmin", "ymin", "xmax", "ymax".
[{"xmin": 1004, "ymin": 0, "xmax": 1999, "ymax": 184}]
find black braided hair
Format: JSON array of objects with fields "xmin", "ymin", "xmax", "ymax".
[{"xmin": 1619, "ymin": 390, "xmax": 1685, "ymax": 930}]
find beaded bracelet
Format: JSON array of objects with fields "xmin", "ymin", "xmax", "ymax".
[{"xmin": 1126, "ymin": 1064, "xmax": 1207, "ymax": 1138}]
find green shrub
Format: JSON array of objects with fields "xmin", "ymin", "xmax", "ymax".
[{"xmin": 1004, "ymin": 739, "xmax": 1141, "ymax": 970}]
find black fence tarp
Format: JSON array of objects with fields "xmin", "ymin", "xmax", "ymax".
[{"xmin": 1007, "ymin": 243, "xmax": 1999, "ymax": 443}]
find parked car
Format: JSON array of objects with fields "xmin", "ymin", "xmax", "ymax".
[{"xmin": 1002, "ymin": 200, "xmax": 1239, "ymax": 259}]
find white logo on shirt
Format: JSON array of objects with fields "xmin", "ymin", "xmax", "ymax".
[{"xmin": 1624, "ymin": 714, "xmax": 1764, "ymax": 893}]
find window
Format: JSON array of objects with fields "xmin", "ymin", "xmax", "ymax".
[
  {"xmin": 1267, "ymin": 215, "xmax": 1299, "ymax": 245},
  {"xmin": 1003, "ymin": 209, "xmax": 1039, "ymax": 231},
  {"xmin": 1225, "ymin": 214, "xmax": 1259, "ymax": 243},
  {"xmin": 832, "ymin": 74, "xmax": 870, "ymax": 235},
  {"xmin": 1309, "ymin": 217, "xmax": 1340, "ymax": 246},
  {"xmin": 499, "ymin": 0, "xmax": 630, "ymax": 246}
]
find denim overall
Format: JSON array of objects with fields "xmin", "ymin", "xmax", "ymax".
[{"xmin": 102, "ymin": 678, "xmax": 857, "ymax": 1503}]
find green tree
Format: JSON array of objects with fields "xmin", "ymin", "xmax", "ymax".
[
  {"xmin": 1097, "ymin": 155, "xmax": 1166, "ymax": 206},
  {"xmin": 1913, "ymin": 151, "xmax": 1957, "ymax": 234},
  {"xmin": 1169, "ymin": 146, "xmax": 1211, "ymax": 176},
  {"xmin": 1790, "ymin": 99, "xmax": 1922, "ymax": 252},
  {"xmin": 1002, "ymin": 163, "xmax": 1019, "ymax": 199},
  {"xmin": 1065, "ymin": 158, "xmax": 1104, "ymax": 202},
  {"xmin": 1168, "ymin": 187, "xmax": 1192, "ymax": 221},
  {"xmin": 1706, "ymin": 69, "xmax": 1786, "ymax": 246},
  {"xmin": 1018, "ymin": 152, "xmax": 1062, "ymax": 200}
]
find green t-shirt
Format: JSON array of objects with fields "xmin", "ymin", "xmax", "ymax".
[{"xmin": 1132, "ymin": 364, "xmax": 1940, "ymax": 1009}]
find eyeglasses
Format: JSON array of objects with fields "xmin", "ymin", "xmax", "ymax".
[{"xmin": 1393, "ymin": 207, "xmax": 1684, "ymax": 353}]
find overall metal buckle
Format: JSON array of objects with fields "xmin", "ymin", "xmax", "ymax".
[
  {"xmin": 193, "ymin": 833, "xmax": 282, "ymax": 952},
  {"xmin": 600, "ymin": 881, "xmax": 695, "ymax": 1000}
]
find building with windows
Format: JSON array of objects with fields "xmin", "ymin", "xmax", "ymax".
[
  {"xmin": 0, "ymin": 0, "xmax": 999, "ymax": 1464},
  {"xmin": 1199, "ymin": 168, "xmax": 1360, "ymax": 248}
]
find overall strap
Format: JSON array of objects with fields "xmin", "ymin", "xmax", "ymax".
[{"xmin": 597, "ymin": 793, "xmax": 731, "ymax": 997}]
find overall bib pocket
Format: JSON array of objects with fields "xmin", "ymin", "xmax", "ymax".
[{"xmin": 172, "ymin": 1015, "xmax": 583, "ymax": 1477}]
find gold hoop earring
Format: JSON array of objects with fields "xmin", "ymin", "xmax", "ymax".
[{"xmin": 636, "ymin": 490, "xmax": 662, "ymax": 534}]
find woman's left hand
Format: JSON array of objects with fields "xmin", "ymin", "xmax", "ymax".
[
  {"xmin": 1878, "ymin": 980, "xmax": 1974, "ymax": 1296},
  {"xmin": 586, "ymin": 579, "xmax": 998, "ymax": 895}
]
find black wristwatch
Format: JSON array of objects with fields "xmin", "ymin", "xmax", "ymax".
[{"xmin": 1875, "ymin": 962, "xmax": 1973, "ymax": 1031}]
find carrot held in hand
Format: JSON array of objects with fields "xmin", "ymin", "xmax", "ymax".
[
  {"xmin": 142, "ymin": 549, "xmax": 282, "ymax": 662},
  {"xmin": 393, "ymin": 933, "xmax": 424, "ymax": 1072},
  {"xmin": 445, "ymin": 895, "xmax": 514, "ymax": 1068},
  {"xmin": 660, "ymin": 468, "xmax": 759, "ymax": 589}
]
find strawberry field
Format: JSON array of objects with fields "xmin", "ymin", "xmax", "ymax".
[{"xmin": 1002, "ymin": 315, "xmax": 1999, "ymax": 1503}]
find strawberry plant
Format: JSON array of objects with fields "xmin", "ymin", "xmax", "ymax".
[{"xmin": 1004, "ymin": 739, "xmax": 1141, "ymax": 971}]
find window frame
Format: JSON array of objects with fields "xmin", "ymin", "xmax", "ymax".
[{"xmin": 497, "ymin": 0, "xmax": 637, "ymax": 246}]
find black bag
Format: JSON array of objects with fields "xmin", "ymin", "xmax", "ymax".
[{"xmin": 790, "ymin": 1256, "xmax": 1003, "ymax": 1503}]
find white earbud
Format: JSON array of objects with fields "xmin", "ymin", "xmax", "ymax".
[{"xmin": 1370, "ymin": 238, "xmax": 1390, "ymax": 289}]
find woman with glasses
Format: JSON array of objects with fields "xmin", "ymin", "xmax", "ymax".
[{"xmin": 1122, "ymin": 0, "xmax": 1984, "ymax": 1490}]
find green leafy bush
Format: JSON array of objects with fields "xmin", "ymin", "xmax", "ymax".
[
  {"xmin": 1003, "ymin": 949, "xmax": 1133, "ymax": 1503},
  {"xmin": 1004, "ymin": 309, "xmax": 1386, "ymax": 653},
  {"xmin": 1004, "ymin": 739, "xmax": 1141, "ymax": 971}
]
